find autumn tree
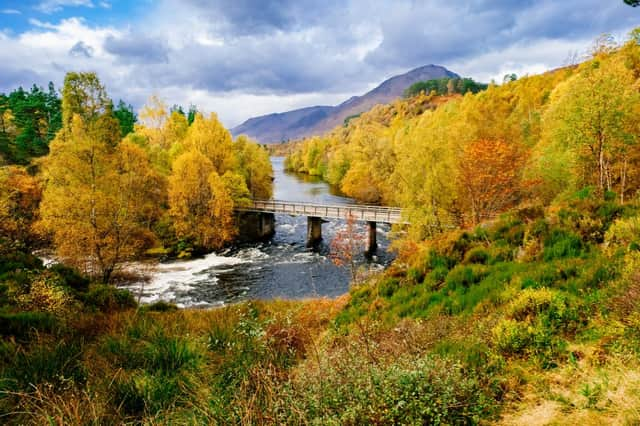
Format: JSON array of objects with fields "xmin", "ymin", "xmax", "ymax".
[
  {"xmin": 39, "ymin": 114, "xmax": 160, "ymax": 282},
  {"xmin": 330, "ymin": 214, "xmax": 366, "ymax": 282},
  {"xmin": 234, "ymin": 135, "xmax": 273, "ymax": 199},
  {"xmin": 537, "ymin": 54, "xmax": 640, "ymax": 201},
  {"xmin": 184, "ymin": 113, "xmax": 237, "ymax": 174},
  {"xmin": 0, "ymin": 166, "xmax": 42, "ymax": 247},
  {"xmin": 168, "ymin": 150, "xmax": 236, "ymax": 250},
  {"xmin": 61, "ymin": 72, "xmax": 111, "ymax": 137},
  {"xmin": 457, "ymin": 139, "xmax": 525, "ymax": 225}
]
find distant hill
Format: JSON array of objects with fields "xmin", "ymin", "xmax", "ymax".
[{"xmin": 231, "ymin": 65, "xmax": 459, "ymax": 143}]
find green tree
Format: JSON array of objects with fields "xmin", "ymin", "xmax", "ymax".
[{"xmin": 114, "ymin": 100, "xmax": 136, "ymax": 137}]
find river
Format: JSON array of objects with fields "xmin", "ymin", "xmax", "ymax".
[{"xmin": 122, "ymin": 157, "xmax": 394, "ymax": 308}]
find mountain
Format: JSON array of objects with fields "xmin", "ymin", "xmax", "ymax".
[{"xmin": 231, "ymin": 64, "xmax": 459, "ymax": 143}]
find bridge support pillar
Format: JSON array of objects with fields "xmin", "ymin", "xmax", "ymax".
[
  {"xmin": 236, "ymin": 212, "xmax": 275, "ymax": 242},
  {"xmin": 307, "ymin": 217, "xmax": 323, "ymax": 247},
  {"xmin": 366, "ymin": 221, "xmax": 377, "ymax": 256}
]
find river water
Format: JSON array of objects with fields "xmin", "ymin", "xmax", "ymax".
[{"xmin": 123, "ymin": 157, "xmax": 394, "ymax": 308}]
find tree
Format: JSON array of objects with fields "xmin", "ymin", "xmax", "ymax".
[
  {"xmin": 114, "ymin": 100, "xmax": 136, "ymax": 137},
  {"xmin": 61, "ymin": 72, "xmax": 111, "ymax": 136},
  {"xmin": 0, "ymin": 83, "xmax": 62, "ymax": 163},
  {"xmin": 625, "ymin": 0, "xmax": 639, "ymax": 6},
  {"xmin": 538, "ymin": 56, "xmax": 640, "ymax": 200},
  {"xmin": 38, "ymin": 116, "xmax": 159, "ymax": 282},
  {"xmin": 457, "ymin": 139, "xmax": 525, "ymax": 225},
  {"xmin": 0, "ymin": 166, "xmax": 41, "ymax": 247},
  {"xmin": 330, "ymin": 214, "xmax": 366, "ymax": 282},
  {"xmin": 184, "ymin": 113, "xmax": 236, "ymax": 174},
  {"xmin": 168, "ymin": 150, "xmax": 236, "ymax": 250},
  {"xmin": 234, "ymin": 135, "xmax": 273, "ymax": 199}
]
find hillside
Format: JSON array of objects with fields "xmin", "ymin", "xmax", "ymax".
[{"xmin": 231, "ymin": 64, "xmax": 458, "ymax": 143}]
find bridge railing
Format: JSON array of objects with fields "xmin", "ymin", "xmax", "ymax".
[{"xmin": 237, "ymin": 199, "xmax": 406, "ymax": 224}]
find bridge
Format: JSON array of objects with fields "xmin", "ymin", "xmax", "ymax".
[{"xmin": 236, "ymin": 199, "xmax": 407, "ymax": 254}]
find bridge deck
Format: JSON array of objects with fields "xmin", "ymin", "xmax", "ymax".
[{"xmin": 238, "ymin": 199, "xmax": 406, "ymax": 224}]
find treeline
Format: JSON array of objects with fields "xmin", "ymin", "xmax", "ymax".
[
  {"xmin": 403, "ymin": 77, "xmax": 488, "ymax": 98},
  {"xmin": 286, "ymin": 30, "xmax": 640, "ymax": 239},
  {"xmin": 0, "ymin": 83, "xmax": 141, "ymax": 165},
  {"xmin": 1, "ymin": 72, "xmax": 272, "ymax": 283}
]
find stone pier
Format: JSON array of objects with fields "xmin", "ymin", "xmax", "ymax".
[
  {"xmin": 307, "ymin": 216, "xmax": 324, "ymax": 247},
  {"xmin": 236, "ymin": 211, "xmax": 275, "ymax": 242},
  {"xmin": 366, "ymin": 221, "xmax": 377, "ymax": 255}
]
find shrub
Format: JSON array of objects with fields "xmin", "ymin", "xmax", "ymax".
[
  {"xmin": 444, "ymin": 264, "xmax": 488, "ymax": 291},
  {"xmin": 463, "ymin": 247, "xmax": 490, "ymax": 264},
  {"xmin": 406, "ymin": 267, "xmax": 424, "ymax": 284},
  {"xmin": 82, "ymin": 285, "xmax": 137, "ymax": 312},
  {"xmin": 493, "ymin": 288, "xmax": 581, "ymax": 367},
  {"xmin": 0, "ymin": 311, "xmax": 59, "ymax": 341},
  {"xmin": 142, "ymin": 301, "xmax": 178, "ymax": 312},
  {"xmin": 605, "ymin": 216, "xmax": 640, "ymax": 253},
  {"xmin": 286, "ymin": 354, "xmax": 500, "ymax": 424},
  {"xmin": 543, "ymin": 229, "xmax": 585, "ymax": 261},
  {"xmin": 16, "ymin": 271, "xmax": 79, "ymax": 317},
  {"xmin": 48, "ymin": 263, "xmax": 89, "ymax": 291},
  {"xmin": 492, "ymin": 318, "xmax": 566, "ymax": 368},
  {"xmin": 379, "ymin": 277, "xmax": 400, "ymax": 297}
]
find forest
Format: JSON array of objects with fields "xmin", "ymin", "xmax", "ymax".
[
  {"xmin": 285, "ymin": 32, "xmax": 640, "ymax": 238},
  {"xmin": 2, "ymin": 28, "xmax": 640, "ymax": 424}
]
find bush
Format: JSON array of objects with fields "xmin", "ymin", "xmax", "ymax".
[
  {"xmin": 444, "ymin": 264, "xmax": 489, "ymax": 291},
  {"xmin": 463, "ymin": 247, "xmax": 490, "ymax": 264},
  {"xmin": 48, "ymin": 263, "xmax": 89, "ymax": 291},
  {"xmin": 0, "ymin": 311, "xmax": 59, "ymax": 341},
  {"xmin": 543, "ymin": 229, "xmax": 585, "ymax": 261},
  {"xmin": 286, "ymin": 354, "xmax": 499, "ymax": 424},
  {"xmin": 17, "ymin": 271, "xmax": 79, "ymax": 317},
  {"xmin": 493, "ymin": 288, "xmax": 581, "ymax": 367},
  {"xmin": 142, "ymin": 301, "xmax": 178, "ymax": 312},
  {"xmin": 379, "ymin": 277, "xmax": 400, "ymax": 297},
  {"xmin": 82, "ymin": 285, "xmax": 137, "ymax": 312}
]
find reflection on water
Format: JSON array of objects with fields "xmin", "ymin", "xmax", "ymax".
[{"xmin": 123, "ymin": 157, "xmax": 394, "ymax": 307}]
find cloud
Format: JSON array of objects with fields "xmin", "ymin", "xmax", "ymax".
[
  {"xmin": 1, "ymin": 9, "xmax": 21, "ymax": 15},
  {"xmin": 69, "ymin": 40, "xmax": 93, "ymax": 57},
  {"xmin": 0, "ymin": 0, "xmax": 637, "ymax": 128},
  {"xmin": 35, "ymin": 0, "xmax": 95, "ymax": 14},
  {"xmin": 104, "ymin": 34, "xmax": 169, "ymax": 64}
]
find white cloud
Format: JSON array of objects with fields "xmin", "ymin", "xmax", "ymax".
[
  {"xmin": 1, "ymin": 9, "xmax": 21, "ymax": 15},
  {"xmin": 35, "ymin": 0, "xmax": 95, "ymax": 14}
]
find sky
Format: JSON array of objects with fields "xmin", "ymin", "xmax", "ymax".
[{"xmin": 0, "ymin": 0, "xmax": 638, "ymax": 128}]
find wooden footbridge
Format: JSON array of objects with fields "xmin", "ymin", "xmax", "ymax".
[{"xmin": 237, "ymin": 199, "xmax": 406, "ymax": 254}]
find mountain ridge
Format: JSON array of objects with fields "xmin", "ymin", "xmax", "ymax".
[{"xmin": 231, "ymin": 64, "xmax": 458, "ymax": 143}]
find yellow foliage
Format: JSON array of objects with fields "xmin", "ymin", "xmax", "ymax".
[
  {"xmin": 168, "ymin": 150, "xmax": 236, "ymax": 250},
  {"xmin": 38, "ymin": 115, "xmax": 160, "ymax": 282},
  {"xmin": 184, "ymin": 113, "xmax": 236, "ymax": 174}
]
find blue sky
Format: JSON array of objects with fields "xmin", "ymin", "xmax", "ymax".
[{"xmin": 0, "ymin": 0, "xmax": 638, "ymax": 127}]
